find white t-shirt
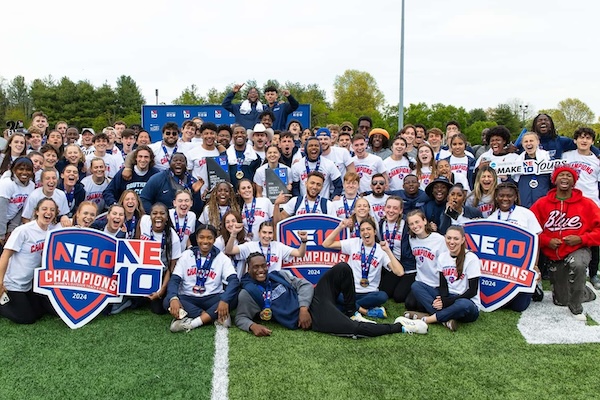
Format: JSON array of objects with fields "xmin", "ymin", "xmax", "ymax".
[
  {"xmin": 384, "ymin": 157, "xmax": 412, "ymax": 191},
  {"xmin": 449, "ymin": 155, "xmax": 470, "ymax": 181},
  {"xmin": 21, "ymin": 187, "xmax": 69, "ymax": 219},
  {"xmin": 3, "ymin": 220, "xmax": 48, "ymax": 291},
  {"xmin": 437, "ymin": 251, "xmax": 482, "ymax": 309},
  {"xmin": 322, "ymin": 147, "xmax": 353, "ymax": 179},
  {"xmin": 364, "ymin": 194, "xmax": 389, "ymax": 225},
  {"xmin": 199, "ymin": 205, "xmax": 231, "ymax": 225},
  {"xmin": 409, "ymin": 232, "xmax": 447, "ymax": 287},
  {"xmin": 85, "ymin": 153, "xmax": 121, "ymax": 179},
  {"xmin": 0, "ymin": 177, "xmax": 35, "ymax": 221},
  {"xmin": 169, "ymin": 209, "xmax": 197, "ymax": 253},
  {"xmin": 380, "ymin": 219, "xmax": 405, "ymax": 262},
  {"xmin": 81, "ymin": 175, "xmax": 110, "ymax": 212},
  {"xmin": 241, "ymin": 197, "xmax": 273, "ymax": 241},
  {"xmin": 215, "ymin": 236, "xmax": 245, "ymax": 278},
  {"xmin": 487, "ymin": 206, "xmax": 542, "ymax": 234},
  {"xmin": 563, "ymin": 150, "xmax": 600, "ymax": 206},
  {"xmin": 331, "ymin": 196, "xmax": 360, "ymax": 219},
  {"xmin": 139, "ymin": 215, "xmax": 182, "ymax": 268},
  {"xmin": 253, "ymin": 163, "xmax": 291, "ymax": 198},
  {"xmin": 475, "ymin": 150, "xmax": 519, "ymax": 182},
  {"xmin": 340, "ymin": 237, "xmax": 390, "ymax": 294},
  {"xmin": 171, "ymin": 248, "xmax": 236, "ymax": 297},
  {"xmin": 149, "ymin": 141, "xmax": 179, "ymax": 171},
  {"xmin": 291, "ymin": 156, "xmax": 341, "ymax": 200},
  {"xmin": 466, "ymin": 193, "xmax": 494, "ymax": 218},
  {"xmin": 186, "ymin": 146, "xmax": 221, "ymax": 194},
  {"xmin": 281, "ymin": 196, "xmax": 336, "ymax": 217},
  {"xmin": 236, "ymin": 241, "xmax": 295, "ymax": 273},
  {"xmin": 352, "ymin": 154, "xmax": 386, "ymax": 194},
  {"xmin": 412, "ymin": 166, "xmax": 433, "ymax": 191}
]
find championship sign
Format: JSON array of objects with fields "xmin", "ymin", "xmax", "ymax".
[
  {"xmin": 278, "ymin": 215, "xmax": 349, "ymax": 284},
  {"xmin": 490, "ymin": 158, "xmax": 566, "ymax": 176},
  {"xmin": 265, "ymin": 168, "xmax": 289, "ymax": 203},
  {"xmin": 206, "ymin": 156, "xmax": 230, "ymax": 189},
  {"xmin": 463, "ymin": 220, "xmax": 538, "ymax": 312},
  {"xmin": 34, "ymin": 228, "xmax": 164, "ymax": 329}
]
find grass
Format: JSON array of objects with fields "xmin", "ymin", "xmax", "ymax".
[{"xmin": 2, "ymin": 300, "xmax": 600, "ymax": 400}]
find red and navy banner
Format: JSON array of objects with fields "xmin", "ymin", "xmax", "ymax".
[
  {"xmin": 34, "ymin": 228, "xmax": 164, "ymax": 329},
  {"xmin": 463, "ymin": 220, "xmax": 538, "ymax": 312},
  {"xmin": 278, "ymin": 215, "xmax": 349, "ymax": 285}
]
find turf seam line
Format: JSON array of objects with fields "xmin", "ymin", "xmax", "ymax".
[{"xmin": 211, "ymin": 324, "xmax": 229, "ymax": 400}]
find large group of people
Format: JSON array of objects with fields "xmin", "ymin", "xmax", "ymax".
[{"xmin": 1, "ymin": 86, "xmax": 600, "ymax": 335}]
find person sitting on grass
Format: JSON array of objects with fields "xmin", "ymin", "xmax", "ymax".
[
  {"xmin": 236, "ymin": 252, "xmax": 428, "ymax": 337},
  {"xmin": 322, "ymin": 218, "xmax": 404, "ymax": 320},
  {"xmin": 406, "ymin": 226, "xmax": 481, "ymax": 332},
  {"xmin": 166, "ymin": 224, "xmax": 240, "ymax": 333}
]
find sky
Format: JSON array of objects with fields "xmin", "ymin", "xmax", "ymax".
[{"xmin": 2, "ymin": 0, "xmax": 599, "ymax": 120}]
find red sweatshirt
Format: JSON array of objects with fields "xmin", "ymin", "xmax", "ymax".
[{"xmin": 530, "ymin": 187, "xmax": 600, "ymax": 261}]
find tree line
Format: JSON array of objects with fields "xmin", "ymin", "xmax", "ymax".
[{"xmin": 1, "ymin": 70, "xmax": 598, "ymax": 146}]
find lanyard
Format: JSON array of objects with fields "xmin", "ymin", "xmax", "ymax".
[
  {"xmin": 361, "ymin": 243, "xmax": 377, "ymax": 280},
  {"xmin": 305, "ymin": 157, "xmax": 321, "ymax": 175},
  {"xmin": 244, "ymin": 198, "xmax": 257, "ymax": 234},
  {"xmin": 236, "ymin": 150, "xmax": 245, "ymax": 172},
  {"xmin": 65, "ymin": 186, "xmax": 75, "ymax": 209},
  {"xmin": 305, "ymin": 196, "xmax": 320, "ymax": 214},
  {"xmin": 497, "ymin": 204, "xmax": 516, "ymax": 221},
  {"xmin": 162, "ymin": 145, "xmax": 177, "ymax": 164},
  {"xmin": 261, "ymin": 244, "xmax": 272, "ymax": 269},
  {"xmin": 194, "ymin": 249, "xmax": 213, "ymax": 290},
  {"xmin": 170, "ymin": 171, "xmax": 196, "ymax": 191},
  {"xmin": 384, "ymin": 220, "xmax": 398, "ymax": 251},
  {"xmin": 174, "ymin": 212, "xmax": 188, "ymax": 241},
  {"xmin": 343, "ymin": 196, "xmax": 357, "ymax": 218},
  {"xmin": 150, "ymin": 229, "xmax": 167, "ymax": 250},
  {"xmin": 125, "ymin": 215, "xmax": 136, "ymax": 239}
]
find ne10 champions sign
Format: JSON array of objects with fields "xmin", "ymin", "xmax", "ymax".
[
  {"xmin": 463, "ymin": 220, "xmax": 538, "ymax": 312},
  {"xmin": 278, "ymin": 215, "xmax": 349, "ymax": 285},
  {"xmin": 34, "ymin": 228, "xmax": 164, "ymax": 329}
]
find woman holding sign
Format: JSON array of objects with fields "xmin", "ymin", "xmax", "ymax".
[
  {"xmin": 237, "ymin": 179, "xmax": 273, "ymax": 241},
  {"xmin": 166, "ymin": 224, "xmax": 240, "ymax": 333},
  {"xmin": 0, "ymin": 198, "xmax": 58, "ymax": 324},
  {"xmin": 323, "ymin": 218, "xmax": 404, "ymax": 320},
  {"xmin": 253, "ymin": 145, "xmax": 292, "ymax": 199},
  {"xmin": 408, "ymin": 226, "xmax": 481, "ymax": 332}
]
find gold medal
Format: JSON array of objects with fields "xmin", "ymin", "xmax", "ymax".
[
  {"xmin": 236, "ymin": 171, "xmax": 244, "ymax": 179},
  {"xmin": 360, "ymin": 278, "xmax": 369, "ymax": 288},
  {"xmin": 260, "ymin": 307, "xmax": 272, "ymax": 321}
]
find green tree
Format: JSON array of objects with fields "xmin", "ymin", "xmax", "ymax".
[
  {"xmin": 115, "ymin": 75, "xmax": 145, "ymax": 116},
  {"xmin": 468, "ymin": 108, "xmax": 487, "ymax": 125},
  {"xmin": 7, "ymin": 76, "xmax": 31, "ymax": 118},
  {"xmin": 173, "ymin": 84, "xmax": 205, "ymax": 105},
  {"xmin": 30, "ymin": 76, "xmax": 57, "ymax": 120},
  {"xmin": 463, "ymin": 121, "xmax": 497, "ymax": 145},
  {"xmin": 283, "ymin": 81, "xmax": 331, "ymax": 127},
  {"xmin": 333, "ymin": 70, "xmax": 385, "ymax": 119},
  {"xmin": 490, "ymin": 104, "xmax": 521, "ymax": 139},
  {"xmin": 554, "ymin": 98, "xmax": 595, "ymax": 136},
  {"xmin": 94, "ymin": 83, "xmax": 118, "ymax": 129}
]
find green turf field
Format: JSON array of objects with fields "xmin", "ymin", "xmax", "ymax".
[{"xmin": 1, "ymin": 300, "xmax": 599, "ymax": 400}]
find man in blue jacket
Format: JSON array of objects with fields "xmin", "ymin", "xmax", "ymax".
[
  {"xmin": 263, "ymin": 86, "xmax": 299, "ymax": 131},
  {"xmin": 222, "ymin": 84, "xmax": 263, "ymax": 129}
]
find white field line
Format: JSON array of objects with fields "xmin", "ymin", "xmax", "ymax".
[{"xmin": 211, "ymin": 324, "xmax": 229, "ymax": 400}]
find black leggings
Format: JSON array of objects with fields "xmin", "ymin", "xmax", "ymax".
[
  {"xmin": 379, "ymin": 269, "xmax": 415, "ymax": 303},
  {"xmin": 0, "ymin": 290, "xmax": 53, "ymax": 324},
  {"xmin": 310, "ymin": 263, "xmax": 403, "ymax": 338}
]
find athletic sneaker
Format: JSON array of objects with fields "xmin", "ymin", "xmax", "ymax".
[
  {"xmin": 170, "ymin": 317, "xmax": 194, "ymax": 333},
  {"xmin": 591, "ymin": 275, "xmax": 600, "ymax": 290},
  {"xmin": 366, "ymin": 306, "xmax": 387, "ymax": 319},
  {"xmin": 404, "ymin": 311, "xmax": 430, "ymax": 320},
  {"xmin": 351, "ymin": 312, "xmax": 376, "ymax": 324},
  {"xmin": 442, "ymin": 319, "xmax": 457, "ymax": 332},
  {"xmin": 110, "ymin": 299, "xmax": 132, "ymax": 315},
  {"xmin": 394, "ymin": 317, "xmax": 428, "ymax": 334},
  {"xmin": 573, "ymin": 313, "xmax": 587, "ymax": 322}
]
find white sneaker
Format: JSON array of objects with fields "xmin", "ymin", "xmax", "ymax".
[
  {"xmin": 170, "ymin": 317, "xmax": 194, "ymax": 333},
  {"xmin": 573, "ymin": 313, "xmax": 587, "ymax": 321},
  {"xmin": 394, "ymin": 316, "xmax": 428, "ymax": 334},
  {"xmin": 351, "ymin": 311, "xmax": 376, "ymax": 324}
]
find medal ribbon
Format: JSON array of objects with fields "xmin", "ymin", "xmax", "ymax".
[
  {"xmin": 162, "ymin": 145, "xmax": 177, "ymax": 164},
  {"xmin": 305, "ymin": 195, "xmax": 320, "ymax": 214},
  {"xmin": 174, "ymin": 212, "xmax": 188, "ymax": 241},
  {"xmin": 194, "ymin": 248, "xmax": 213, "ymax": 290},
  {"xmin": 261, "ymin": 244, "xmax": 272, "ymax": 269},
  {"xmin": 497, "ymin": 204, "xmax": 516, "ymax": 221},
  {"xmin": 65, "ymin": 186, "xmax": 75, "ymax": 209},
  {"xmin": 384, "ymin": 220, "xmax": 398, "ymax": 251},
  {"xmin": 244, "ymin": 198, "xmax": 256, "ymax": 236},
  {"xmin": 262, "ymin": 280, "xmax": 272, "ymax": 310},
  {"xmin": 170, "ymin": 171, "xmax": 197, "ymax": 191},
  {"xmin": 125, "ymin": 215, "xmax": 136, "ymax": 239},
  {"xmin": 236, "ymin": 150, "xmax": 245, "ymax": 174},
  {"xmin": 353, "ymin": 220, "xmax": 361, "ymax": 238},
  {"xmin": 343, "ymin": 195, "xmax": 357, "ymax": 218},
  {"xmin": 220, "ymin": 205, "xmax": 231, "ymax": 220},
  {"xmin": 305, "ymin": 157, "xmax": 321, "ymax": 175},
  {"xmin": 150, "ymin": 229, "xmax": 167, "ymax": 250},
  {"xmin": 360, "ymin": 243, "xmax": 377, "ymax": 282}
]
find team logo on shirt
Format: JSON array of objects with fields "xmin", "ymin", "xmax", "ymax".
[
  {"xmin": 278, "ymin": 215, "xmax": 349, "ymax": 285},
  {"xmin": 34, "ymin": 228, "xmax": 164, "ymax": 329},
  {"xmin": 464, "ymin": 220, "xmax": 538, "ymax": 311}
]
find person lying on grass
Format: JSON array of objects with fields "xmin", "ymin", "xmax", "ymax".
[{"xmin": 235, "ymin": 252, "xmax": 428, "ymax": 337}]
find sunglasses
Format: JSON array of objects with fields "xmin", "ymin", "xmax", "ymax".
[
  {"xmin": 164, "ymin": 131, "xmax": 179, "ymax": 136},
  {"xmin": 372, "ymin": 181, "xmax": 386, "ymax": 186},
  {"xmin": 341, "ymin": 127, "xmax": 352, "ymax": 132}
]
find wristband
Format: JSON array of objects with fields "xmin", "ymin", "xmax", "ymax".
[
  {"xmin": 169, "ymin": 296, "xmax": 179, "ymax": 303},
  {"xmin": 301, "ymin": 240, "xmax": 308, "ymax": 243}
]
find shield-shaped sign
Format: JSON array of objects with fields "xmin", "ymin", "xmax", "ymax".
[
  {"xmin": 463, "ymin": 220, "xmax": 538, "ymax": 312},
  {"xmin": 277, "ymin": 215, "xmax": 349, "ymax": 285},
  {"xmin": 34, "ymin": 228, "xmax": 123, "ymax": 329}
]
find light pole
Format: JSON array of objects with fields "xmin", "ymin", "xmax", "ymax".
[
  {"xmin": 398, "ymin": 0, "xmax": 405, "ymax": 131},
  {"xmin": 519, "ymin": 104, "xmax": 528, "ymax": 128}
]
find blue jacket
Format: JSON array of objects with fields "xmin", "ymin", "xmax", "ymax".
[
  {"xmin": 57, "ymin": 181, "xmax": 86, "ymax": 218},
  {"xmin": 438, "ymin": 205, "xmax": 483, "ymax": 235},
  {"xmin": 103, "ymin": 167, "xmax": 160, "ymax": 207},
  {"xmin": 140, "ymin": 170, "xmax": 204, "ymax": 215},
  {"xmin": 266, "ymin": 96, "xmax": 299, "ymax": 131},
  {"xmin": 222, "ymin": 92, "xmax": 261, "ymax": 129},
  {"xmin": 423, "ymin": 199, "xmax": 446, "ymax": 229},
  {"xmin": 527, "ymin": 134, "xmax": 600, "ymax": 159},
  {"xmin": 388, "ymin": 189, "xmax": 429, "ymax": 213}
]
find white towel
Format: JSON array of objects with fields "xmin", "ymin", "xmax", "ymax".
[
  {"xmin": 239, "ymin": 100, "xmax": 264, "ymax": 115},
  {"xmin": 226, "ymin": 144, "xmax": 258, "ymax": 165}
]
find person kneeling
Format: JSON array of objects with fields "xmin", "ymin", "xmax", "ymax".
[{"xmin": 165, "ymin": 224, "xmax": 239, "ymax": 333}]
